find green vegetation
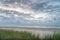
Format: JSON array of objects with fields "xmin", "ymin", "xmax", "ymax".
[
  {"xmin": 0, "ymin": 30, "xmax": 60, "ymax": 40},
  {"xmin": 0, "ymin": 30, "xmax": 40, "ymax": 40},
  {"xmin": 43, "ymin": 32, "xmax": 60, "ymax": 40}
]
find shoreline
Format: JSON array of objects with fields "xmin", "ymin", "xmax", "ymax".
[
  {"xmin": 0, "ymin": 27, "xmax": 60, "ymax": 35},
  {"xmin": 0, "ymin": 26, "xmax": 60, "ymax": 31},
  {"xmin": 0, "ymin": 27, "xmax": 60, "ymax": 37}
]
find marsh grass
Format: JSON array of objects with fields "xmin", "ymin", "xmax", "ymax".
[
  {"xmin": 42, "ymin": 32, "xmax": 60, "ymax": 40},
  {"xmin": 0, "ymin": 30, "xmax": 40, "ymax": 40},
  {"xmin": 0, "ymin": 30, "xmax": 60, "ymax": 40}
]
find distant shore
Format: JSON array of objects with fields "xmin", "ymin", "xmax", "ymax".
[{"xmin": 0, "ymin": 26, "xmax": 60, "ymax": 31}]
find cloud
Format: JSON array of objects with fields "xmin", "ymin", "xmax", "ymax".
[
  {"xmin": 0, "ymin": 2, "xmax": 50, "ymax": 20},
  {"xmin": 0, "ymin": 0, "xmax": 60, "ymax": 26}
]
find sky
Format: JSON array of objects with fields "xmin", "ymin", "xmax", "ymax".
[{"xmin": 0, "ymin": 0, "xmax": 60, "ymax": 27}]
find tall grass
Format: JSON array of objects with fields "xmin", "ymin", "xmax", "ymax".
[
  {"xmin": 0, "ymin": 30, "xmax": 60, "ymax": 40},
  {"xmin": 0, "ymin": 30, "xmax": 40, "ymax": 40},
  {"xmin": 43, "ymin": 32, "xmax": 60, "ymax": 40}
]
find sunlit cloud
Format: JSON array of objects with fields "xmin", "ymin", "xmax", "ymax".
[
  {"xmin": 0, "ymin": 0, "xmax": 60, "ymax": 26},
  {"xmin": 0, "ymin": 3, "xmax": 50, "ymax": 21},
  {"xmin": 0, "ymin": 5, "xmax": 34, "ymax": 14}
]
